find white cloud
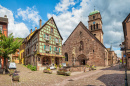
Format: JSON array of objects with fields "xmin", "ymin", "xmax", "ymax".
[
  {"xmin": 115, "ymin": 50, "xmax": 121, "ymax": 58},
  {"xmin": 55, "ymin": 0, "xmax": 75, "ymax": 12},
  {"xmin": 16, "ymin": 6, "xmax": 41, "ymax": 26},
  {"xmin": 47, "ymin": 0, "xmax": 130, "ymax": 57},
  {"xmin": 0, "ymin": 5, "xmax": 29, "ymax": 38}
]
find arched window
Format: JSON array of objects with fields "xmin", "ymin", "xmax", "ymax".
[
  {"xmin": 65, "ymin": 53, "xmax": 68, "ymax": 61},
  {"xmin": 79, "ymin": 41, "xmax": 84, "ymax": 51},
  {"xmin": 91, "ymin": 25, "xmax": 92, "ymax": 30},
  {"xmin": 96, "ymin": 24, "xmax": 98, "ymax": 29},
  {"xmin": 93, "ymin": 16, "xmax": 95, "ymax": 19},
  {"xmin": 94, "ymin": 24, "xmax": 95, "ymax": 30}
]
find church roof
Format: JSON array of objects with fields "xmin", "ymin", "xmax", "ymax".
[
  {"xmin": 63, "ymin": 21, "xmax": 108, "ymax": 50},
  {"xmin": 89, "ymin": 10, "xmax": 100, "ymax": 16}
]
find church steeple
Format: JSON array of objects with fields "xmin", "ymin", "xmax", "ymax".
[
  {"xmin": 110, "ymin": 44, "xmax": 113, "ymax": 51},
  {"xmin": 88, "ymin": 10, "xmax": 103, "ymax": 44}
]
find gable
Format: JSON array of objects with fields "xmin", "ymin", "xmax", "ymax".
[
  {"xmin": 63, "ymin": 21, "xmax": 107, "ymax": 50},
  {"xmin": 123, "ymin": 13, "xmax": 130, "ymax": 23},
  {"xmin": 39, "ymin": 17, "xmax": 63, "ymax": 40}
]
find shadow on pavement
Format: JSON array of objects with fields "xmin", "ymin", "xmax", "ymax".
[
  {"xmin": 97, "ymin": 73, "xmax": 125, "ymax": 86},
  {"xmin": 0, "ymin": 69, "xmax": 9, "ymax": 74},
  {"xmin": 101, "ymin": 64, "xmax": 125, "ymax": 71}
]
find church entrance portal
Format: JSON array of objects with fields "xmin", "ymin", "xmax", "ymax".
[{"xmin": 77, "ymin": 54, "xmax": 88, "ymax": 66}]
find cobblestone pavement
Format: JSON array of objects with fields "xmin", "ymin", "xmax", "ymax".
[
  {"xmin": 63, "ymin": 65, "xmax": 125, "ymax": 86},
  {"xmin": 0, "ymin": 64, "xmax": 125, "ymax": 86}
]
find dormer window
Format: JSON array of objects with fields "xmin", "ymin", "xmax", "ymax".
[{"xmin": 94, "ymin": 34, "xmax": 96, "ymax": 36}]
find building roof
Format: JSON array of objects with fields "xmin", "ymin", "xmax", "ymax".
[
  {"xmin": 89, "ymin": 10, "xmax": 100, "ymax": 16},
  {"xmin": 27, "ymin": 17, "xmax": 63, "ymax": 42},
  {"xmin": 0, "ymin": 17, "xmax": 8, "ymax": 23},
  {"xmin": 107, "ymin": 48, "xmax": 110, "ymax": 51},
  {"xmin": 63, "ymin": 21, "xmax": 108, "ymax": 51}
]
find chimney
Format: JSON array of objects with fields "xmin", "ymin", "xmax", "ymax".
[
  {"xmin": 4, "ymin": 15, "xmax": 7, "ymax": 18},
  {"xmin": 35, "ymin": 27, "xmax": 37, "ymax": 30},
  {"xmin": 31, "ymin": 29, "xmax": 32, "ymax": 33},
  {"xmin": 40, "ymin": 19, "xmax": 42, "ymax": 28}
]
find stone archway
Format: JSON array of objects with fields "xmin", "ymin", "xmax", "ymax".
[{"xmin": 77, "ymin": 54, "xmax": 88, "ymax": 65}]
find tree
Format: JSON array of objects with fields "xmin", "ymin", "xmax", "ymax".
[{"xmin": 0, "ymin": 31, "xmax": 22, "ymax": 74}]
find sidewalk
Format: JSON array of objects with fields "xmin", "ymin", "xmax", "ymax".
[{"xmin": 127, "ymin": 70, "xmax": 130, "ymax": 85}]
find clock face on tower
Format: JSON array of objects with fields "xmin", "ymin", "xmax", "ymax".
[{"xmin": 93, "ymin": 21, "xmax": 95, "ymax": 24}]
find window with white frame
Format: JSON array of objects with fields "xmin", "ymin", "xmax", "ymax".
[
  {"xmin": 56, "ymin": 47, "xmax": 58, "ymax": 51},
  {"xmin": 46, "ymin": 45, "xmax": 50, "ymax": 51},
  {"xmin": 56, "ymin": 38, "xmax": 58, "ymax": 43},
  {"xmin": 46, "ymin": 34, "xmax": 49, "ymax": 40}
]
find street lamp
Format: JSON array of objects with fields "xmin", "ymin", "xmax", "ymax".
[{"xmin": 119, "ymin": 44, "xmax": 128, "ymax": 86}]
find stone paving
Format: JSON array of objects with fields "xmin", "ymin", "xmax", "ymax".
[{"xmin": 0, "ymin": 64, "xmax": 125, "ymax": 86}]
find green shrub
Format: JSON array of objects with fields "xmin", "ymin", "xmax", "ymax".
[
  {"xmin": 26, "ymin": 64, "xmax": 36, "ymax": 71},
  {"xmin": 55, "ymin": 64, "xmax": 57, "ymax": 69},
  {"xmin": 59, "ymin": 65, "xmax": 62, "ymax": 68}
]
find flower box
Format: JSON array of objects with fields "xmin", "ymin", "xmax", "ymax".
[
  {"xmin": 9, "ymin": 69, "xmax": 15, "ymax": 76},
  {"xmin": 43, "ymin": 69, "xmax": 52, "ymax": 74},
  {"xmin": 57, "ymin": 68, "xmax": 71, "ymax": 76},
  {"xmin": 12, "ymin": 73, "xmax": 20, "ymax": 81}
]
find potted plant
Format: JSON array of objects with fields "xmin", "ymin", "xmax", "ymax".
[{"xmin": 12, "ymin": 73, "xmax": 20, "ymax": 81}]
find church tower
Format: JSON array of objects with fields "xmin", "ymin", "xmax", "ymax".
[{"xmin": 88, "ymin": 10, "xmax": 103, "ymax": 44}]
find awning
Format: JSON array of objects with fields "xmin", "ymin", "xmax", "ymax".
[{"xmin": 40, "ymin": 53, "xmax": 63, "ymax": 57}]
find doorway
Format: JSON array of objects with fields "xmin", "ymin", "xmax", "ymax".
[
  {"xmin": 55, "ymin": 57, "xmax": 59, "ymax": 65},
  {"xmin": 81, "ymin": 59, "xmax": 86, "ymax": 65}
]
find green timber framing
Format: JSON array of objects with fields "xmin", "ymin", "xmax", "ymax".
[{"xmin": 25, "ymin": 17, "xmax": 63, "ymax": 70}]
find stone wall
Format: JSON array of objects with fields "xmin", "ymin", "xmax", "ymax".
[{"xmin": 62, "ymin": 22, "xmax": 108, "ymax": 67}]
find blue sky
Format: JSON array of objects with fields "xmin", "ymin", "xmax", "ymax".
[{"xmin": 0, "ymin": 0, "xmax": 130, "ymax": 58}]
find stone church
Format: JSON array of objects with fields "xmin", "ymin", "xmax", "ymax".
[{"xmin": 62, "ymin": 10, "xmax": 109, "ymax": 66}]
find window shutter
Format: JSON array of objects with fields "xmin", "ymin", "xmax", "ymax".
[
  {"xmin": 59, "ymin": 39, "xmax": 60, "ymax": 43},
  {"xmin": 59, "ymin": 48, "xmax": 60, "ymax": 52},
  {"xmin": 44, "ymin": 34, "xmax": 45, "ymax": 38},
  {"xmin": 54, "ymin": 38, "xmax": 55, "ymax": 42},
  {"xmin": 50, "ymin": 36, "xmax": 51, "ymax": 40},
  {"xmin": 55, "ymin": 47, "xmax": 56, "ymax": 51},
  {"xmin": 50, "ymin": 46, "xmax": 51, "ymax": 51},
  {"xmin": 44, "ymin": 45, "xmax": 46, "ymax": 50}
]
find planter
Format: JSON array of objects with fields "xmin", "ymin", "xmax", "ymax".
[
  {"xmin": 57, "ymin": 71, "xmax": 64, "ymax": 75},
  {"xmin": 65, "ymin": 71, "xmax": 71, "ymax": 76},
  {"xmin": 84, "ymin": 68, "xmax": 89, "ymax": 72},
  {"xmin": 12, "ymin": 74, "xmax": 20, "ymax": 81},
  {"xmin": 57, "ymin": 69, "xmax": 71, "ymax": 76},
  {"xmin": 9, "ymin": 69, "xmax": 15, "ymax": 76},
  {"xmin": 43, "ymin": 69, "xmax": 52, "ymax": 74}
]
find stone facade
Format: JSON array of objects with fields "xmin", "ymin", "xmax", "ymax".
[
  {"xmin": 62, "ymin": 10, "xmax": 108, "ymax": 67},
  {"xmin": 62, "ymin": 22, "xmax": 108, "ymax": 66},
  {"xmin": 122, "ymin": 13, "xmax": 130, "ymax": 69}
]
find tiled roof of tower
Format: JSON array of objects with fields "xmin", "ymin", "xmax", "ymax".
[{"xmin": 89, "ymin": 10, "xmax": 100, "ymax": 16}]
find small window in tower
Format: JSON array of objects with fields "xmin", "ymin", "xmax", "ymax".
[
  {"xmin": 94, "ymin": 24, "xmax": 95, "ymax": 30},
  {"xmin": 93, "ymin": 16, "xmax": 95, "ymax": 19},
  {"xmin": 96, "ymin": 24, "xmax": 98, "ymax": 29},
  {"xmin": 93, "ymin": 50, "xmax": 94, "ymax": 53},
  {"xmin": 91, "ymin": 25, "xmax": 92, "ymax": 30},
  {"xmin": 94, "ymin": 34, "xmax": 96, "ymax": 36}
]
